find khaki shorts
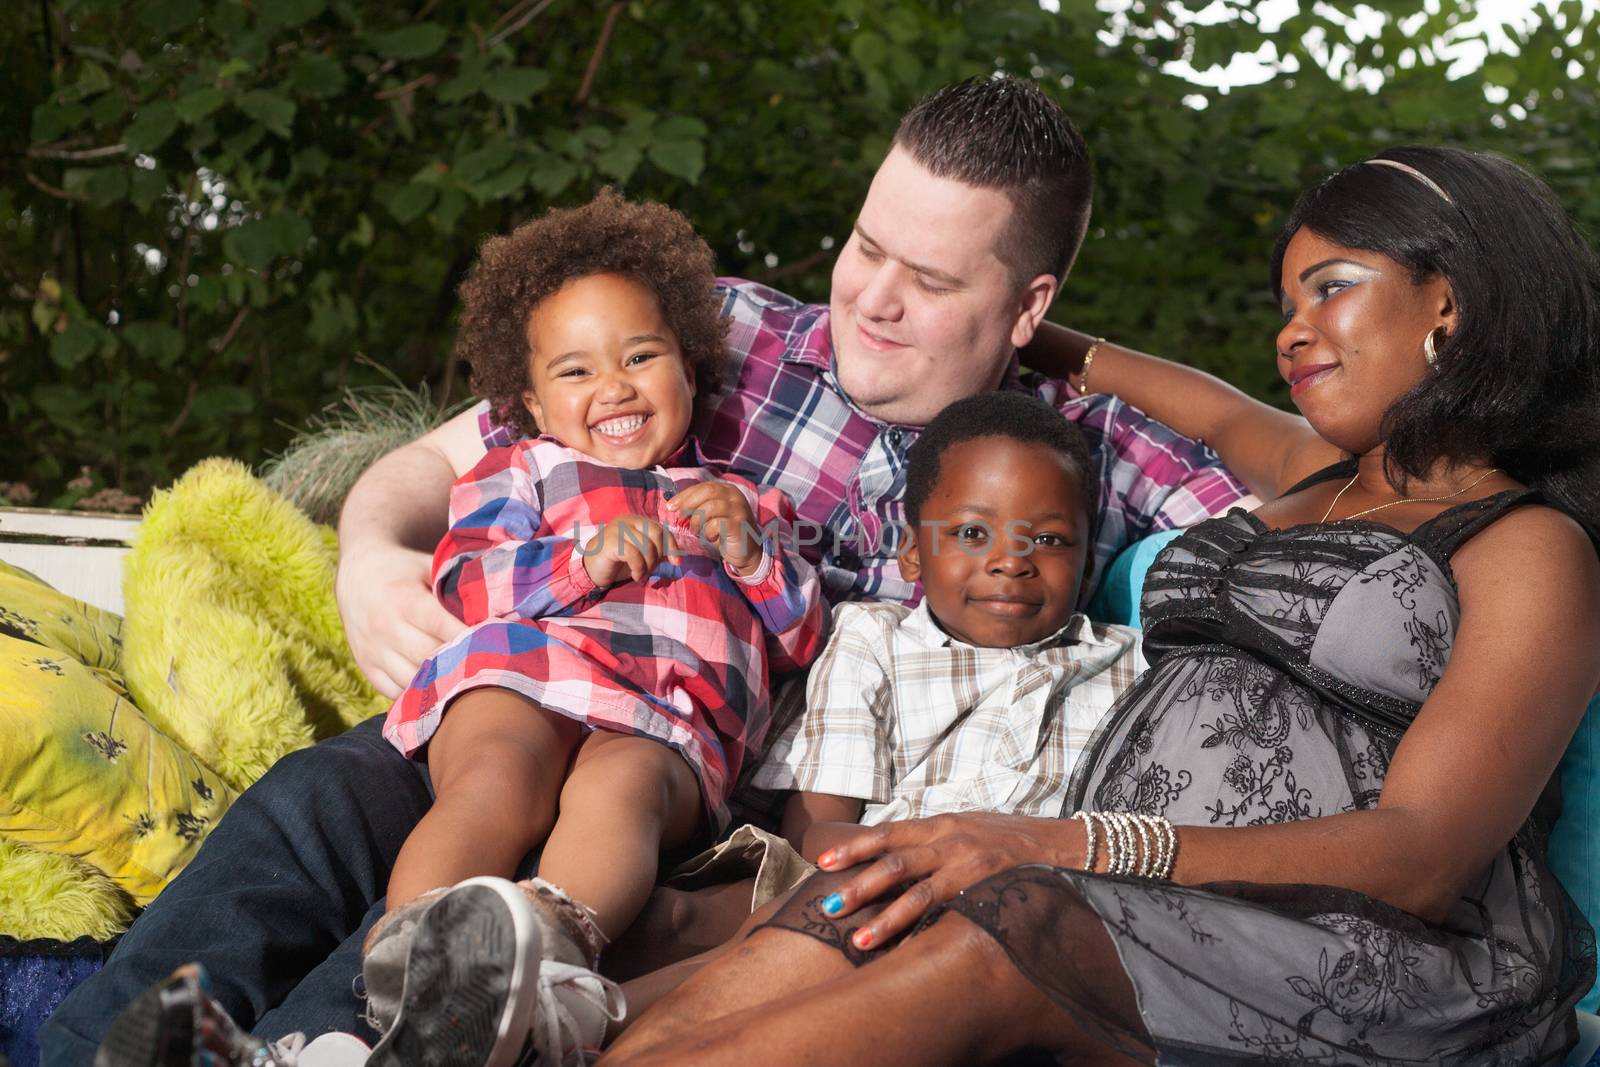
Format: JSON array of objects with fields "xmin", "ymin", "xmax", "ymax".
[{"xmin": 666, "ymin": 823, "xmax": 818, "ymax": 912}]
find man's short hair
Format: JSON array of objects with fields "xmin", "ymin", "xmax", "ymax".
[{"xmin": 893, "ymin": 75, "xmax": 1093, "ymax": 286}]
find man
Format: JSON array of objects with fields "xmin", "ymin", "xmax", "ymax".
[{"xmin": 42, "ymin": 75, "xmax": 1244, "ymax": 1063}]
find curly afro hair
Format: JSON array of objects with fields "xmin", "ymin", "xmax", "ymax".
[{"xmin": 454, "ymin": 187, "xmax": 729, "ymax": 439}]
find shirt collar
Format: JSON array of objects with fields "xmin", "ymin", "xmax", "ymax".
[
  {"xmin": 898, "ymin": 598, "xmax": 1099, "ymax": 655},
  {"xmin": 535, "ymin": 433, "xmax": 708, "ymax": 470},
  {"xmin": 778, "ymin": 306, "xmax": 836, "ymax": 370}
]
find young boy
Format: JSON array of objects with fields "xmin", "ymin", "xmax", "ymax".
[{"xmin": 668, "ymin": 390, "xmax": 1146, "ymax": 915}]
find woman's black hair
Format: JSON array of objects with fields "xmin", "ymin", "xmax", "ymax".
[{"xmin": 1269, "ymin": 146, "xmax": 1600, "ymax": 541}]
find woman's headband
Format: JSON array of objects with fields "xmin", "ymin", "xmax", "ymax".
[{"xmin": 1362, "ymin": 158, "xmax": 1454, "ymax": 204}]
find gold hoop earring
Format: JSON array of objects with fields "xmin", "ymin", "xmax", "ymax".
[{"xmin": 1423, "ymin": 328, "xmax": 1441, "ymax": 368}]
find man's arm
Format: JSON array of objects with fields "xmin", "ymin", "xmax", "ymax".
[
  {"xmin": 335, "ymin": 407, "xmax": 489, "ymax": 697},
  {"xmin": 1026, "ymin": 321, "xmax": 1338, "ymax": 501}
]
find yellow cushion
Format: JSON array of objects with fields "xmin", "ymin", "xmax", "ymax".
[{"xmin": 0, "ymin": 562, "xmax": 236, "ymax": 909}]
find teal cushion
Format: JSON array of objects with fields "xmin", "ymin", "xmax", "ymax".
[
  {"xmin": 1552, "ymin": 695, "xmax": 1600, "ymax": 1013},
  {"xmin": 1088, "ymin": 529, "xmax": 1184, "ymax": 629},
  {"xmin": 1098, "ymin": 530, "xmax": 1600, "ymax": 1015}
]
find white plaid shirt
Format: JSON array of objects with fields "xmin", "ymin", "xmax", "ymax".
[{"xmin": 750, "ymin": 600, "xmax": 1145, "ymax": 823}]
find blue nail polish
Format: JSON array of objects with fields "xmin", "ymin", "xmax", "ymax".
[{"xmin": 822, "ymin": 892, "xmax": 843, "ymax": 914}]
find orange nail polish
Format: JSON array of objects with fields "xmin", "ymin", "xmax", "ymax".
[
  {"xmin": 818, "ymin": 850, "xmax": 836, "ymax": 868},
  {"xmin": 854, "ymin": 929, "xmax": 873, "ymax": 949}
]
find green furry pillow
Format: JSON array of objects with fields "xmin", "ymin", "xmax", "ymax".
[
  {"xmin": 121, "ymin": 458, "xmax": 386, "ymax": 791},
  {"xmin": 0, "ymin": 838, "xmax": 135, "ymax": 942}
]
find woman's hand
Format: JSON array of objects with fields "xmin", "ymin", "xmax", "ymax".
[
  {"xmin": 666, "ymin": 480, "xmax": 764, "ymax": 576},
  {"xmin": 813, "ymin": 813, "xmax": 1084, "ymax": 949}
]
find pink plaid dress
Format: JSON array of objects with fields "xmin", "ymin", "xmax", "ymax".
[{"xmin": 383, "ymin": 436, "xmax": 826, "ymax": 827}]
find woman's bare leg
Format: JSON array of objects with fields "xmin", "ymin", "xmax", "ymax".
[
  {"xmin": 604, "ymin": 868, "xmax": 885, "ymax": 1053},
  {"xmin": 603, "ymin": 910, "xmax": 1152, "ymax": 1067},
  {"xmin": 603, "ymin": 879, "xmax": 758, "ymax": 980},
  {"xmin": 537, "ymin": 730, "xmax": 702, "ymax": 941},
  {"xmin": 387, "ymin": 689, "xmax": 582, "ymax": 909}
]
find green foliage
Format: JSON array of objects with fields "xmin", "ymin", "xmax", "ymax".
[{"xmin": 3, "ymin": 0, "xmax": 1598, "ymax": 503}]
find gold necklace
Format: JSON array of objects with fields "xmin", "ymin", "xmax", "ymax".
[{"xmin": 1319, "ymin": 467, "xmax": 1501, "ymax": 524}]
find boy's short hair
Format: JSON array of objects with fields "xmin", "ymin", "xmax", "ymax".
[
  {"xmin": 454, "ymin": 187, "xmax": 730, "ymax": 439},
  {"xmin": 905, "ymin": 392, "xmax": 1098, "ymax": 531},
  {"xmin": 893, "ymin": 75, "xmax": 1093, "ymax": 286}
]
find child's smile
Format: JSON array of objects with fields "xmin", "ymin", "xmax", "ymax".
[{"xmin": 522, "ymin": 273, "xmax": 697, "ymax": 470}]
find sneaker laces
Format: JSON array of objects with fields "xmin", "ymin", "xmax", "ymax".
[
  {"xmin": 260, "ymin": 1032, "xmax": 306, "ymax": 1065},
  {"xmin": 528, "ymin": 961, "xmax": 625, "ymax": 1067}
]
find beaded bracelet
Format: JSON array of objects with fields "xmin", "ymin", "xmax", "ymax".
[{"xmin": 1073, "ymin": 811, "xmax": 1179, "ymax": 880}]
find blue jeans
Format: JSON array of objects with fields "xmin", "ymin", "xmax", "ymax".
[{"xmin": 39, "ymin": 716, "xmax": 431, "ymax": 1066}]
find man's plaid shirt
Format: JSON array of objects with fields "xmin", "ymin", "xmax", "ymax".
[{"xmin": 481, "ymin": 278, "xmax": 1248, "ymax": 607}]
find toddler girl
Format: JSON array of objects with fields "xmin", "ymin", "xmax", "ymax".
[{"xmin": 364, "ymin": 189, "xmax": 824, "ymax": 1067}]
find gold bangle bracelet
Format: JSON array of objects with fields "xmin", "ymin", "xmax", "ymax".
[{"xmin": 1078, "ymin": 337, "xmax": 1106, "ymax": 394}]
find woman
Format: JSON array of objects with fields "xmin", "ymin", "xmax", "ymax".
[{"xmin": 601, "ymin": 146, "xmax": 1600, "ymax": 1065}]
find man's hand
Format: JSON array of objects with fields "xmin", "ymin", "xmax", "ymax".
[
  {"xmin": 582, "ymin": 514, "xmax": 680, "ymax": 588},
  {"xmin": 667, "ymin": 480, "xmax": 764, "ymax": 576},
  {"xmin": 335, "ymin": 544, "xmax": 468, "ymax": 699}
]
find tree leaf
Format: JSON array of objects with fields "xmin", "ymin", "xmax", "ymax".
[
  {"xmin": 89, "ymin": 92, "xmax": 127, "ymax": 127},
  {"xmin": 175, "ymin": 87, "xmax": 227, "ymax": 123},
  {"xmin": 431, "ymin": 187, "xmax": 469, "ymax": 230},
  {"xmin": 529, "ymin": 159, "xmax": 577, "ymax": 197},
  {"xmin": 191, "ymin": 385, "xmax": 254, "ymax": 420},
  {"xmin": 483, "ymin": 67, "xmax": 550, "ymax": 105},
  {"xmin": 128, "ymin": 166, "xmax": 166, "ymax": 211},
  {"xmin": 32, "ymin": 383, "xmax": 94, "ymax": 427},
  {"xmin": 648, "ymin": 138, "xmax": 705, "ymax": 182},
  {"xmin": 32, "ymin": 101, "xmax": 89, "ymax": 143},
  {"xmin": 50, "ymin": 322, "xmax": 99, "ymax": 369},
  {"xmin": 262, "ymin": 0, "xmax": 326, "ymax": 28},
  {"xmin": 387, "ymin": 182, "xmax": 437, "ymax": 223},
  {"xmin": 75, "ymin": 61, "xmax": 114, "ymax": 100},
  {"xmin": 270, "ymin": 212, "xmax": 312, "ymax": 256},
  {"xmin": 595, "ymin": 143, "xmax": 643, "ymax": 182},
  {"xmin": 138, "ymin": 0, "xmax": 202, "ymax": 35},
  {"xmin": 655, "ymin": 115, "xmax": 708, "ymax": 140},
  {"xmin": 370, "ymin": 23, "xmax": 449, "ymax": 60},
  {"xmin": 124, "ymin": 101, "xmax": 179, "ymax": 152},
  {"xmin": 227, "ymin": 219, "xmax": 277, "ymax": 269},
  {"xmin": 237, "ymin": 90, "xmax": 297, "ymax": 137},
  {"xmin": 289, "ymin": 54, "xmax": 345, "ymax": 98},
  {"xmin": 122, "ymin": 321, "xmax": 184, "ymax": 367},
  {"xmin": 452, "ymin": 143, "xmax": 515, "ymax": 184},
  {"xmin": 82, "ymin": 167, "xmax": 129, "ymax": 206}
]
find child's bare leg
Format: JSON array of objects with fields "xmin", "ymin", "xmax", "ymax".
[
  {"xmin": 386, "ymin": 688, "xmax": 583, "ymax": 909},
  {"xmin": 537, "ymin": 731, "xmax": 702, "ymax": 942},
  {"xmin": 603, "ymin": 879, "xmax": 759, "ymax": 980}
]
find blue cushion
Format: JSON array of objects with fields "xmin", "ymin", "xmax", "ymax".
[
  {"xmin": 1552, "ymin": 695, "xmax": 1600, "ymax": 1013},
  {"xmin": 1088, "ymin": 529, "xmax": 1183, "ymax": 629},
  {"xmin": 1098, "ymin": 531, "xmax": 1600, "ymax": 1017}
]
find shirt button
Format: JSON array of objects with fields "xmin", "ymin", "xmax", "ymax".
[{"xmin": 661, "ymin": 488, "xmax": 675, "ymax": 500}]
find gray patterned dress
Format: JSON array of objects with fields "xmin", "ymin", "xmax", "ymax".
[{"xmin": 939, "ymin": 467, "xmax": 1595, "ymax": 1064}]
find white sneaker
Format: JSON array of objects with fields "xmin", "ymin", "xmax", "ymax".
[
  {"xmin": 364, "ymin": 876, "xmax": 544, "ymax": 1067},
  {"xmin": 287, "ymin": 1032, "xmax": 372, "ymax": 1067},
  {"xmin": 527, "ymin": 959, "xmax": 625, "ymax": 1066}
]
